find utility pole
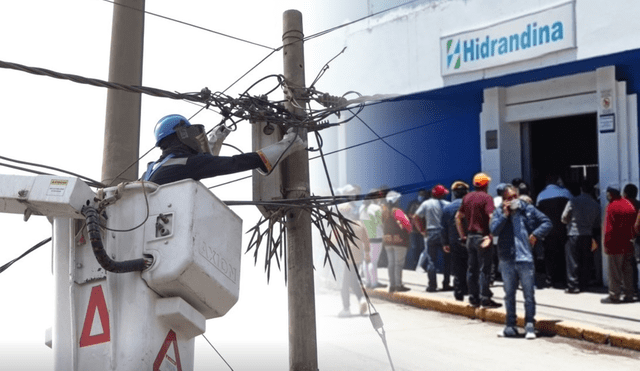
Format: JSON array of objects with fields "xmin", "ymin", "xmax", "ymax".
[
  {"xmin": 101, "ymin": 0, "xmax": 145, "ymax": 184},
  {"xmin": 282, "ymin": 10, "xmax": 319, "ymax": 371}
]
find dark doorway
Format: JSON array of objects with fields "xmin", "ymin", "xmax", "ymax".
[{"xmin": 524, "ymin": 113, "xmax": 599, "ymax": 201}]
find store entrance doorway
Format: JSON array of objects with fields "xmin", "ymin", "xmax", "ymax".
[{"xmin": 523, "ymin": 113, "xmax": 599, "ymax": 201}]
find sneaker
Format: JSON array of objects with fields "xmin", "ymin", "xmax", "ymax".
[
  {"xmin": 396, "ymin": 285, "xmax": 411, "ymax": 292},
  {"xmin": 388, "ymin": 286, "xmax": 397, "ymax": 293},
  {"xmin": 481, "ymin": 299, "xmax": 502, "ymax": 309},
  {"xmin": 600, "ymin": 296, "xmax": 621, "ymax": 304},
  {"xmin": 338, "ymin": 308, "xmax": 350, "ymax": 318},
  {"xmin": 565, "ymin": 287, "xmax": 580, "ymax": 294},
  {"xmin": 497, "ymin": 326, "xmax": 518, "ymax": 338},
  {"xmin": 525, "ymin": 323, "xmax": 536, "ymax": 340},
  {"xmin": 441, "ymin": 284, "xmax": 454, "ymax": 292},
  {"xmin": 469, "ymin": 297, "xmax": 481, "ymax": 308},
  {"xmin": 426, "ymin": 286, "xmax": 437, "ymax": 293},
  {"xmin": 359, "ymin": 297, "xmax": 368, "ymax": 315}
]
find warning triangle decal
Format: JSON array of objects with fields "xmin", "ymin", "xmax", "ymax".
[
  {"xmin": 154, "ymin": 330, "xmax": 182, "ymax": 371},
  {"xmin": 79, "ymin": 285, "xmax": 111, "ymax": 347}
]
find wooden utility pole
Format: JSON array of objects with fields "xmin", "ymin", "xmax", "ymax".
[
  {"xmin": 282, "ymin": 10, "xmax": 319, "ymax": 371},
  {"xmin": 102, "ymin": 0, "xmax": 145, "ymax": 184}
]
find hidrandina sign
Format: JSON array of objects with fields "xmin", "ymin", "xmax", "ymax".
[{"xmin": 441, "ymin": 1, "xmax": 576, "ymax": 76}]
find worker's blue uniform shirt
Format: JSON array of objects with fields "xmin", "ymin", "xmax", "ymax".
[{"xmin": 143, "ymin": 149, "xmax": 266, "ymax": 185}]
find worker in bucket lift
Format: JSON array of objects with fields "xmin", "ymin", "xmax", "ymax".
[{"xmin": 142, "ymin": 114, "xmax": 306, "ymax": 185}]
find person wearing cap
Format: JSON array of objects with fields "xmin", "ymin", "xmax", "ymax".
[
  {"xmin": 442, "ymin": 181, "xmax": 470, "ymax": 301},
  {"xmin": 455, "ymin": 172, "xmax": 501, "ymax": 308},
  {"xmin": 382, "ymin": 190, "xmax": 411, "ymax": 293},
  {"xmin": 602, "ymin": 185, "xmax": 636, "ymax": 303},
  {"xmin": 142, "ymin": 114, "xmax": 306, "ymax": 185},
  {"xmin": 415, "ymin": 184, "xmax": 451, "ymax": 292}
]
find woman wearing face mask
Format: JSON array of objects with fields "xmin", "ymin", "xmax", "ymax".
[{"xmin": 382, "ymin": 190, "xmax": 412, "ymax": 293}]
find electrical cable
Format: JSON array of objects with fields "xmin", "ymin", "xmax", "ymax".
[
  {"xmin": 0, "ymin": 237, "xmax": 52, "ymax": 274},
  {"xmin": 107, "ymin": 146, "xmax": 156, "ymax": 187},
  {"xmin": 303, "ymin": 0, "xmax": 423, "ymax": 42},
  {"xmin": 99, "ymin": 180, "xmax": 151, "ymax": 233},
  {"xmin": 102, "ymin": 0, "xmax": 276, "ymax": 51},
  {"xmin": 222, "ymin": 49, "xmax": 280, "ymax": 94},
  {"xmin": 0, "ymin": 59, "xmax": 211, "ymax": 104},
  {"xmin": 221, "ymin": 143, "xmax": 245, "ymax": 155},
  {"xmin": 208, "ymin": 113, "xmax": 464, "ymax": 191},
  {"xmin": 0, "ymin": 161, "xmax": 50, "ymax": 176},
  {"xmin": 201, "ymin": 334, "xmax": 234, "ymax": 371},
  {"xmin": 0, "ymin": 155, "xmax": 105, "ymax": 187},
  {"xmin": 348, "ymin": 107, "xmax": 427, "ymax": 183}
]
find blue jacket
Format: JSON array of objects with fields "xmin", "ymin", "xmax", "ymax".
[
  {"xmin": 490, "ymin": 199, "xmax": 552, "ymax": 262},
  {"xmin": 441, "ymin": 199, "xmax": 462, "ymax": 246},
  {"xmin": 143, "ymin": 149, "xmax": 266, "ymax": 185}
]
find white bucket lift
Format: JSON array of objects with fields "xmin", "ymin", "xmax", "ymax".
[{"xmin": 0, "ymin": 175, "xmax": 242, "ymax": 371}]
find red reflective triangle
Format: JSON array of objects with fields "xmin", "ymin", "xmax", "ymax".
[
  {"xmin": 154, "ymin": 330, "xmax": 182, "ymax": 371},
  {"xmin": 79, "ymin": 285, "xmax": 111, "ymax": 347}
]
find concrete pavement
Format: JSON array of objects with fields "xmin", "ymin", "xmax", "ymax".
[{"xmin": 367, "ymin": 269, "xmax": 640, "ymax": 352}]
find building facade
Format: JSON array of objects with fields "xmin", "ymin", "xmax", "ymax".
[{"xmin": 307, "ymin": 0, "xmax": 640, "ymax": 285}]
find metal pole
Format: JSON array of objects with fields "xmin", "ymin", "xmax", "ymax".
[
  {"xmin": 282, "ymin": 10, "xmax": 318, "ymax": 371},
  {"xmin": 101, "ymin": 0, "xmax": 145, "ymax": 184}
]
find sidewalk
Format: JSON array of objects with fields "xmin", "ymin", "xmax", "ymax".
[{"xmin": 367, "ymin": 268, "xmax": 640, "ymax": 351}]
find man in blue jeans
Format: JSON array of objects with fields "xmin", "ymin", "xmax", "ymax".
[
  {"xmin": 491, "ymin": 184, "xmax": 552, "ymax": 339},
  {"xmin": 415, "ymin": 184, "xmax": 451, "ymax": 292},
  {"xmin": 456, "ymin": 173, "xmax": 500, "ymax": 308}
]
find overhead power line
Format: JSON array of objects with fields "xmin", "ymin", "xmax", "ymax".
[
  {"xmin": 0, "ymin": 59, "xmax": 211, "ymax": 103},
  {"xmin": 102, "ymin": 0, "xmax": 277, "ymax": 51},
  {"xmin": 304, "ymin": 0, "xmax": 423, "ymax": 42},
  {"xmin": 0, "ymin": 155, "xmax": 106, "ymax": 188},
  {"xmin": 0, "ymin": 237, "xmax": 52, "ymax": 275}
]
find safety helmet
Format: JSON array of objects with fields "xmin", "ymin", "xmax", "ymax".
[{"xmin": 154, "ymin": 114, "xmax": 191, "ymax": 146}]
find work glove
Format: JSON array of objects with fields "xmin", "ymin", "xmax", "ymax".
[
  {"xmin": 207, "ymin": 125, "xmax": 231, "ymax": 156},
  {"xmin": 256, "ymin": 128, "xmax": 307, "ymax": 174},
  {"xmin": 195, "ymin": 132, "xmax": 212, "ymax": 155}
]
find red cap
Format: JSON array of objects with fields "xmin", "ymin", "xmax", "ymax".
[{"xmin": 432, "ymin": 184, "xmax": 449, "ymax": 198}]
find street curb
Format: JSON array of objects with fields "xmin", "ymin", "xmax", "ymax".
[{"xmin": 366, "ymin": 288, "xmax": 640, "ymax": 352}]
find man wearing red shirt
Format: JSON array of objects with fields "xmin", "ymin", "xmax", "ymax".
[
  {"xmin": 602, "ymin": 185, "xmax": 637, "ymax": 303},
  {"xmin": 456, "ymin": 173, "xmax": 501, "ymax": 308}
]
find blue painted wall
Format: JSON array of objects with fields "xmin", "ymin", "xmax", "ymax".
[{"xmin": 340, "ymin": 47, "xmax": 640, "ymax": 208}]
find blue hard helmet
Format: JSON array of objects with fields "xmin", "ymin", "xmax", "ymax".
[{"xmin": 154, "ymin": 114, "xmax": 191, "ymax": 146}]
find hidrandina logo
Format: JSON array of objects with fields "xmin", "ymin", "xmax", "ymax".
[
  {"xmin": 446, "ymin": 39, "xmax": 461, "ymax": 70},
  {"xmin": 444, "ymin": 19, "xmax": 566, "ymax": 73}
]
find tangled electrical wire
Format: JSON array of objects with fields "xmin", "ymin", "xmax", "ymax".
[
  {"xmin": 201, "ymin": 74, "xmax": 365, "ymax": 139},
  {"xmin": 0, "ymin": 56, "xmax": 383, "ymax": 282},
  {"xmin": 236, "ymin": 190, "xmax": 386, "ymax": 283}
]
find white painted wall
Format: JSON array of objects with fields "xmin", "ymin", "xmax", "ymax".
[{"xmin": 308, "ymin": 0, "xmax": 640, "ymax": 97}]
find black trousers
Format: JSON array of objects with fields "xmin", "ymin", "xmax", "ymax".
[
  {"xmin": 451, "ymin": 240, "xmax": 468, "ymax": 300},
  {"xmin": 565, "ymin": 235, "xmax": 592, "ymax": 290}
]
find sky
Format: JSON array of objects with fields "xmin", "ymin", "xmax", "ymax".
[{"xmin": 0, "ymin": 1, "xmax": 377, "ymax": 370}]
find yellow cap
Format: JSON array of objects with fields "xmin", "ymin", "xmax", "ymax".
[{"xmin": 473, "ymin": 173, "xmax": 491, "ymax": 188}]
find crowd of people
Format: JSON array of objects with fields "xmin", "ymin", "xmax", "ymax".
[{"xmin": 335, "ymin": 173, "xmax": 640, "ymax": 339}]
